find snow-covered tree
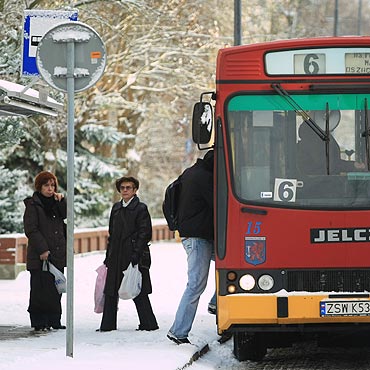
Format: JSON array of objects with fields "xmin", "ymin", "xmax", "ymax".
[{"xmin": 1, "ymin": 0, "xmax": 370, "ymax": 233}]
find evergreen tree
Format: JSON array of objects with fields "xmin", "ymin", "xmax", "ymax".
[{"xmin": 1, "ymin": 0, "xmax": 369, "ymax": 233}]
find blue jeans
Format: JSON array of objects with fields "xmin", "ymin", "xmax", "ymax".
[{"xmin": 169, "ymin": 237, "xmax": 213, "ymax": 338}]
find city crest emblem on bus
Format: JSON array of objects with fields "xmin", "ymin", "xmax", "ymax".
[{"xmin": 245, "ymin": 237, "xmax": 266, "ymax": 265}]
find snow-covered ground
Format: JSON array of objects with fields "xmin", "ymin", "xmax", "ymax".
[{"xmin": 0, "ymin": 241, "xmax": 238, "ymax": 370}]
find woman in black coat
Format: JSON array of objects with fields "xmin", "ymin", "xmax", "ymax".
[
  {"xmin": 98, "ymin": 176, "xmax": 158, "ymax": 332},
  {"xmin": 23, "ymin": 171, "xmax": 66, "ymax": 331}
]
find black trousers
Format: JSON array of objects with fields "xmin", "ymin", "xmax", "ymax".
[
  {"xmin": 100, "ymin": 291, "xmax": 158, "ymax": 331},
  {"xmin": 28, "ymin": 270, "xmax": 62, "ymax": 329}
]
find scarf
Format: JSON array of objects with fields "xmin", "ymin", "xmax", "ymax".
[{"xmin": 36, "ymin": 192, "xmax": 56, "ymax": 216}]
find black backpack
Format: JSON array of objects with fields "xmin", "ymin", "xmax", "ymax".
[{"xmin": 162, "ymin": 175, "xmax": 182, "ymax": 231}]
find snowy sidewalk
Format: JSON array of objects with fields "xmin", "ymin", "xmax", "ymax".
[{"xmin": 0, "ymin": 242, "xmax": 234, "ymax": 370}]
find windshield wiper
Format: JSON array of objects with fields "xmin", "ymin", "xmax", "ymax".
[
  {"xmin": 361, "ymin": 98, "xmax": 370, "ymax": 170},
  {"xmin": 271, "ymin": 83, "xmax": 331, "ymax": 175},
  {"xmin": 271, "ymin": 84, "xmax": 329, "ymax": 142}
]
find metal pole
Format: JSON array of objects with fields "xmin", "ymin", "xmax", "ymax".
[
  {"xmin": 333, "ymin": 0, "xmax": 339, "ymax": 36},
  {"xmin": 234, "ymin": 0, "xmax": 242, "ymax": 46},
  {"xmin": 66, "ymin": 40, "xmax": 75, "ymax": 358},
  {"xmin": 357, "ymin": 0, "xmax": 362, "ymax": 35}
]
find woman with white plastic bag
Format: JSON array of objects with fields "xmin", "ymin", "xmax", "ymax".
[
  {"xmin": 118, "ymin": 263, "xmax": 142, "ymax": 300},
  {"xmin": 43, "ymin": 260, "xmax": 66, "ymax": 294},
  {"xmin": 97, "ymin": 176, "xmax": 158, "ymax": 332},
  {"xmin": 23, "ymin": 171, "xmax": 67, "ymax": 332}
]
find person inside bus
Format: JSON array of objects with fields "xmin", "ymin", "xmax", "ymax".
[
  {"xmin": 297, "ymin": 110, "xmax": 365, "ymax": 175},
  {"xmin": 167, "ymin": 150, "xmax": 214, "ymax": 345}
]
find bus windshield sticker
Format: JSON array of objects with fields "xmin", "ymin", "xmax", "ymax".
[
  {"xmin": 245, "ymin": 237, "xmax": 266, "ymax": 266},
  {"xmin": 260, "ymin": 191, "xmax": 272, "ymax": 198},
  {"xmin": 273, "ymin": 178, "xmax": 297, "ymax": 202}
]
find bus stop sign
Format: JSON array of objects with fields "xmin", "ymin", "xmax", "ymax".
[
  {"xmin": 22, "ymin": 10, "xmax": 78, "ymax": 76},
  {"xmin": 36, "ymin": 21, "xmax": 106, "ymax": 92},
  {"xmin": 35, "ymin": 21, "xmax": 106, "ymax": 358}
]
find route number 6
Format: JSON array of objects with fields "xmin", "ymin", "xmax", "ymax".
[
  {"xmin": 273, "ymin": 178, "xmax": 297, "ymax": 202},
  {"xmin": 294, "ymin": 53, "xmax": 325, "ymax": 74}
]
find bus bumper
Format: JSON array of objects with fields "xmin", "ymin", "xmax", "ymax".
[{"xmin": 218, "ymin": 293, "xmax": 370, "ymax": 332}]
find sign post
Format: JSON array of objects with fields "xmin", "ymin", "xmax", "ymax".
[{"xmin": 36, "ymin": 21, "xmax": 106, "ymax": 357}]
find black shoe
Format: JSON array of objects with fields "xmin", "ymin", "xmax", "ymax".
[
  {"xmin": 218, "ymin": 332, "xmax": 232, "ymax": 344},
  {"xmin": 96, "ymin": 328, "xmax": 115, "ymax": 332},
  {"xmin": 52, "ymin": 325, "xmax": 66, "ymax": 330},
  {"xmin": 208, "ymin": 303, "xmax": 216, "ymax": 315},
  {"xmin": 136, "ymin": 325, "xmax": 159, "ymax": 331},
  {"xmin": 167, "ymin": 331, "xmax": 191, "ymax": 345},
  {"xmin": 34, "ymin": 326, "xmax": 48, "ymax": 332}
]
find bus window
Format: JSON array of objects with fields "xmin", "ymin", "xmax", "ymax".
[{"xmin": 226, "ymin": 94, "xmax": 370, "ymax": 208}]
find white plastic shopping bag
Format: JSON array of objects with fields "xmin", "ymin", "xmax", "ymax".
[
  {"xmin": 43, "ymin": 260, "xmax": 67, "ymax": 294},
  {"xmin": 118, "ymin": 264, "xmax": 142, "ymax": 300},
  {"xmin": 94, "ymin": 264, "xmax": 107, "ymax": 313}
]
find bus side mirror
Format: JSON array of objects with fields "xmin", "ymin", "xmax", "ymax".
[{"xmin": 192, "ymin": 102, "xmax": 213, "ymax": 144}]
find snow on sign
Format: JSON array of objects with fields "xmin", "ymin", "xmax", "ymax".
[
  {"xmin": 36, "ymin": 22, "xmax": 106, "ymax": 93},
  {"xmin": 22, "ymin": 9, "xmax": 78, "ymax": 76}
]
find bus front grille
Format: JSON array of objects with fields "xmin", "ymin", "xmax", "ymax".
[{"xmin": 286, "ymin": 269, "xmax": 370, "ymax": 293}]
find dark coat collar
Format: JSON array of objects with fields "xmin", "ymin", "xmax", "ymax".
[{"xmin": 112, "ymin": 195, "xmax": 139, "ymax": 212}]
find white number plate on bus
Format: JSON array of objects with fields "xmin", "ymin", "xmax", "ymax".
[{"xmin": 320, "ymin": 300, "xmax": 370, "ymax": 317}]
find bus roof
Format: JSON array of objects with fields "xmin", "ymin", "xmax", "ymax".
[{"xmin": 217, "ymin": 36, "xmax": 370, "ymax": 81}]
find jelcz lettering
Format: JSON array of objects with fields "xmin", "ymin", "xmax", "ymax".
[{"xmin": 311, "ymin": 227, "xmax": 370, "ymax": 243}]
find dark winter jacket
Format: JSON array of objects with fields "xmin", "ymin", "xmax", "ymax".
[
  {"xmin": 177, "ymin": 152, "xmax": 214, "ymax": 240},
  {"xmin": 103, "ymin": 195, "xmax": 153, "ymax": 297},
  {"xmin": 23, "ymin": 192, "xmax": 67, "ymax": 271}
]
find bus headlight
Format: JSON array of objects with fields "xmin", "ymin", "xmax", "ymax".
[
  {"xmin": 258, "ymin": 274, "xmax": 274, "ymax": 291},
  {"xmin": 239, "ymin": 274, "xmax": 255, "ymax": 291}
]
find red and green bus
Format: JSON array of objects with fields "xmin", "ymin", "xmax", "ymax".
[{"xmin": 192, "ymin": 37, "xmax": 370, "ymax": 361}]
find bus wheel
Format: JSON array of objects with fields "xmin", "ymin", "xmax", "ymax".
[{"xmin": 233, "ymin": 332, "xmax": 267, "ymax": 362}]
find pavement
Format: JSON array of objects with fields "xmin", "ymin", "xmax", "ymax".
[{"xmin": 0, "ymin": 325, "xmax": 48, "ymax": 340}]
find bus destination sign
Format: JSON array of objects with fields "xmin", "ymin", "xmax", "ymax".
[
  {"xmin": 345, "ymin": 53, "xmax": 370, "ymax": 74},
  {"xmin": 265, "ymin": 47, "xmax": 370, "ymax": 75}
]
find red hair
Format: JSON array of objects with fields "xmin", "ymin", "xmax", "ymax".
[{"xmin": 34, "ymin": 171, "xmax": 58, "ymax": 192}]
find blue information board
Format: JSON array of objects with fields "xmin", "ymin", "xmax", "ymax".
[{"xmin": 22, "ymin": 10, "xmax": 78, "ymax": 76}]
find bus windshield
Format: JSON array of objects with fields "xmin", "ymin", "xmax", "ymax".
[{"xmin": 226, "ymin": 93, "xmax": 370, "ymax": 208}]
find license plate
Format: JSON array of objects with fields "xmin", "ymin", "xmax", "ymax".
[{"xmin": 320, "ymin": 300, "xmax": 370, "ymax": 317}]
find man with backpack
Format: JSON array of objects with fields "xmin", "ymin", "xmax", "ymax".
[{"xmin": 167, "ymin": 150, "xmax": 214, "ymax": 345}]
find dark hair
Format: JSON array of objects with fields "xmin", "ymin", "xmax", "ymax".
[
  {"xmin": 203, "ymin": 150, "xmax": 214, "ymax": 162},
  {"xmin": 202, "ymin": 150, "xmax": 214, "ymax": 171},
  {"xmin": 34, "ymin": 171, "xmax": 58, "ymax": 192},
  {"xmin": 115, "ymin": 176, "xmax": 139, "ymax": 192}
]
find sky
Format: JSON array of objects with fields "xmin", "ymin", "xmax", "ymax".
[{"xmin": 0, "ymin": 241, "xmax": 241, "ymax": 370}]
